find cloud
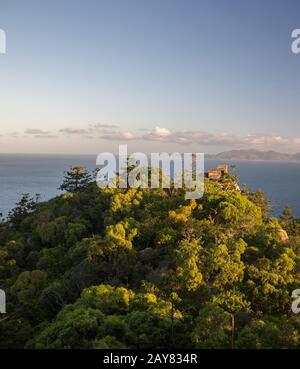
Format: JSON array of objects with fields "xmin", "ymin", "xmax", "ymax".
[
  {"xmin": 25, "ymin": 128, "xmax": 50, "ymax": 135},
  {"xmin": 93, "ymin": 123, "xmax": 119, "ymax": 129},
  {"xmin": 60, "ymin": 124, "xmax": 120, "ymax": 136},
  {"xmin": 60, "ymin": 128, "xmax": 90, "ymax": 135},
  {"xmin": 141, "ymin": 129, "xmax": 293, "ymax": 147},
  {"xmin": 59, "ymin": 123, "xmax": 134, "ymax": 140},
  {"xmin": 9, "ymin": 124, "xmax": 300, "ymax": 151},
  {"xmin": 34, "ymin": 134, "xmax": 57, "ymax": 139},
  {"xmin": 292, "ymin": 138, "xmax": 300, "ymax": 145},
  {"xmin": 9, "ymin": 132, "xmax": 22, "ymax": 138},
  {"xmin": 99, "ymin": 131, "xmax": 135, "ymax": 141},
  {"xmin": 91, "ymin": 124, "xmax": 121, "ymax": 135},
  {"xmin": 143, "ymin": 127, "xmax": 172, "ymax": 140}
]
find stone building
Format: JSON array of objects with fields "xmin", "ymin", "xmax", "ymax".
[
  {"xmin": 216, "ymin": 164, "xmax": 228, "ymax": 174},
  {"xmin": 205, "ymin": 164, "xmax": 228, "ymax": 181}
]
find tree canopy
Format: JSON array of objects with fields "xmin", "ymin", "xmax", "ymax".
[{"xmin": 0, "ymin": 166, "xmax": 299, "ymax": 349}]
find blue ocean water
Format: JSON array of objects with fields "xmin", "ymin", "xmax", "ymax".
[
  {"xmin": 0, "ymin": 154, "xmax": 96, "ymax": 219},
  {"xmin": 207, "ymin": 160, "xmax": 300, "ymax": 216},
  {"xmin": 0, "ymin": 154, "xmax": 300, "ymax": 218}
]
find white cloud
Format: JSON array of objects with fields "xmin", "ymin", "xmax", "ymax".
[
  {"xmin": 8, "ymin": 125, "xmax": 300, "ymax": 152},
  {"xmin": 143, "ymin": 127, "xmax": 171, "ymax": 140},
  {"xmin": 100, "ymin": 131, "xmax": 135, "ymax": 141},
  {"xmin": 152, "ymin": 127, "xmax": 171, "ymax": 137}
]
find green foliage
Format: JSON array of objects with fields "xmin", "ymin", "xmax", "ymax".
[
  {"xmin": 59, "ymin": 166, "xmax": 92, "ymax": 193},
  {"xmin": 174, "ymin": 239, "xmax": 203, "ymax": 292},
  {"xmin": 31, "ymin": 284, "xmax": 183, "ymax": 349},
  {"xmin": 1, "ymin": 166, "xmax": 300, "ymax": 348},
  {"xmin": 191, "ymin": 304, "xmax": 232, "ymax": 348},
  {"xmin": 31, "ymin": 307, "xmax": 105, "ymax": 348},
  {"xmin": 236, "ymin": 316, "xmax": 300, "ymax": 349},
  {"xmin": 8, "ymin": 193, "xmax": 40, "ymax": 229},
  {"xmin": 10, "ymin": 270, "xmax": 48, "ymax": 321}
]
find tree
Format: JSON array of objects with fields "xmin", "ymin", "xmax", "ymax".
[
  {"xmin": 31, "ymin": 307, "xmax": 105, "ymax": 348},
  {"xmin": 0, "ymin": 249, "xmax": 16, "ymax": 286},
  {"xmin": 59, "ymin": 166, "xmax": 92, "ymax": 193},
  {"xmin": 8, "ymin": 193, "xmax": 40, "ymax": 228},
  {"xmin": 10, "ymin": 270, "xmax": 48, "ymax": 322},
  {"xmin": 191, "ymin": 304, "xmax": 232, "ymax": 348},
  {"xmin": 236, "ymin": 316, "xmax": 300, "ymax": 349},
  {"xmin": 30, "ymin": 284, "xmax": 183, "ymax": 349},
  {"xmin": 1, "ymin": 164, "xmax": 300, "ymax": 349},
  {"xmin": 201, "ymin": 239, "xmax": 246, "ymax": 289},
  {"xmin": 243, "ymin": 188, "xmax": 272, "ymax": 220},
  {"xmin": 280, "ymin": 205, "xmax": 294, "ymax": 229},
  {"xmin": 173, "ymin": 239, "xmax": 203, "ymax": 292},
  {"xmin": 212, "ymin": 289, "xmax": 251, "ymax": 348}
]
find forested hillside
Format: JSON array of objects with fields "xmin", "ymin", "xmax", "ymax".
[{"xmin": 0, "ymin": 167, "xmax": 300, "ymax": 349}]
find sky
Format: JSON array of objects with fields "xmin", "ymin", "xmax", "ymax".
[{"xmin": 1, "ymin": 0, "xmax": 300, "ymax": 154}]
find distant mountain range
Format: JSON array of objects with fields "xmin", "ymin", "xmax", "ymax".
[{"xmin": 206, "ymin": 149, "xmax": 300, "ymax": 161}]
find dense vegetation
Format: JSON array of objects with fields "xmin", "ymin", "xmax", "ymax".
[{"xmin": 0, "ymin": 166, "xmax": 300, "ymax": 349}]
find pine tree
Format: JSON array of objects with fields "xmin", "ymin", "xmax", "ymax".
[{"xmin": 59, "ymin": 166, "xmax": 92, "ymax": 193}]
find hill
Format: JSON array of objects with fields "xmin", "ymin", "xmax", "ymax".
[
  {"xmin": 0, "ymin": 167, "xmax": 300, "ymax": 349},
  {"xmin": 206, "ymin": 149, "xmax": 300, "ymax": 161}
]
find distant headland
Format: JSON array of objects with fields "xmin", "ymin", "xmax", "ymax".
[{"xmin": 206, "ymin": 149, "xmax": 300, "ymax": 162}]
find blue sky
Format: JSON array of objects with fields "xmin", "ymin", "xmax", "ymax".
[{"xmin": 1, "ymin": 0, "xmax": 300, "ymax": 153}]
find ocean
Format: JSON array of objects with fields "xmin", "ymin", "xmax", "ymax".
[{"xmin": 0, "ymin": 154, "xmax": 300, "ymax": 218}]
